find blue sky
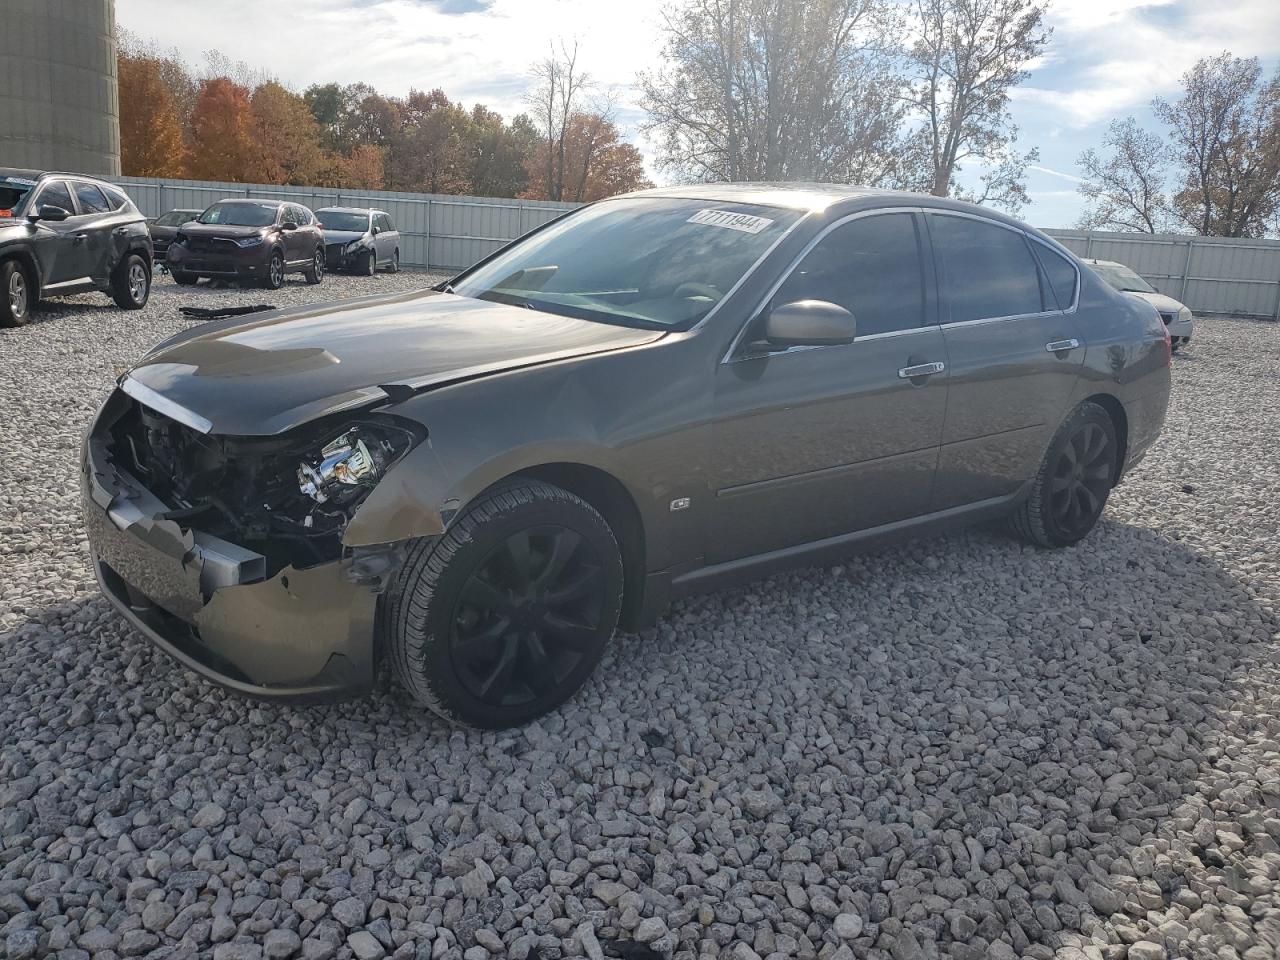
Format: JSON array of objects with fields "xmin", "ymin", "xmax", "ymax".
[{"xmin": 118, "ymin": 0, "xmax": 1280, "ymax": 229}]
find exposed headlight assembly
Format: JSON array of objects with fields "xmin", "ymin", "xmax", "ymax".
[{"xmin": 296, "ymin": 420, "xmax": 422, "ymax": 506}]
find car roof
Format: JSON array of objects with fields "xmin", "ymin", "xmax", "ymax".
[
  {"xmin": 0, "ymin": 167, "xmax": 117, "ymax": 184},
  {"xmin": 610, "ymin": 182, "xmax": 1042, "ymax": 228},
  {"xmin": 315, "ymin": 206, "xmax": 381, "ymax": 214},
  {"xmin": 1083, "ymin": 258, "xmax": 1126, "ymax": 268}
]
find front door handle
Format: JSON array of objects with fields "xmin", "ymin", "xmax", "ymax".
[
  {"xmin": 72, "ymin": 233, "xmax": 88, "ymax": 244},
  {"xmin": 1045, "ymin": 338, "xmax": 1080, "ymax": 353},
  {"xmin": 898, "ymin": 361, "xmax": 946, "ymax": 379}
]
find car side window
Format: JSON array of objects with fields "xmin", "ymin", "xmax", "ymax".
[
  {"xmin": 771, "ymin": 212, "xmax": 927, "ymax": 337},
  {"xmin": 379, "ymin": 214, "xmax": 394, "ymax": 232},
  {"xmin": 72, "ymin": 182, "xmax": 111, "ymax": 215},
  {"xmin": 931, "ymin": 215, "xmax": 1044, "ymax": 323},
  {"xmin": 101, "ymin": 185, "xmax": 128, "ymax": 210},
  {"xmin": 280, "ymin": 205, "xmax": 296, "ymax": 226},
  {"xmin": 297, "ymin": 207, "xmax": 313, "ymax": 225},
  {"xmin": 37, "ymin": 180, "xmax": 75, "ymax": 213},
  {"xmin": 1031, "ymin": 241, "xmax": 1079, "ymax": 311}
]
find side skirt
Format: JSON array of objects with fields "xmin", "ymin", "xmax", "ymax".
[{"xmin": 627, "ymin": 486, "xmax": 1032, "ymax": 628}]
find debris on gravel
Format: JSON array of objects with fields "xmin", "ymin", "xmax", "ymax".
[{"xmin": 2, "ymin": 286, "xmax": 1279, "ymax": 960}]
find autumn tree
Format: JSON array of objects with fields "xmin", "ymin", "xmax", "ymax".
[
  {"xmin": 118, "ymin": 54, "xmax": 188, "ymax": 177},
  {"xmin": 187, "ymin": 77, "xmax": 256, "ymax": 182},
  {"xmin": 901, "ymin": 0, "xmax": 1050, "ymax": 211},
  {"xmin": 526, "ymin": 41, "xmax": 594, "ymax": 201},
  {"xmin": 640, "ymin": 0, "xmax": 905, "ymax": 185},
  {"xmin": 523, "ymin": 113, "xmax": 651, "ymax": 202},
  {"xmin": 386, "ymin": 89, "xmax": 472, "ymax": 193},
  {"xmin": 466, "ymin": 106, "xmax": 534, "ymax": 198},
  {"xmin": 249, "ymin": 82, "xmax": 327, "ymax": 185},
  {"xmin": 1156, "ymin": 54, "xmax": 1280, "ymax": 238},
  {"xmin": 1077, "ymin": 119, "xmax": 1171, "ymax": 233}
]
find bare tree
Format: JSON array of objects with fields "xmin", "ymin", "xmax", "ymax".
[
  {"xmin": 1076, "ymin": 118, "xmax": 1171, "ymax": 233},
  {"xmin": 525, "ymin": 41, "xmax": 593, "ymax": 202},
  {"xmin": 901, "ymin": 0, "xmax": 1049, "ymax": 211},
  {"xmin": 639, "ymin": 0, "xmax": 907, "ymax": 186},
  {"xmin": 1156, "ymin": 54, "xmax": 1280, "ymax": 238}
]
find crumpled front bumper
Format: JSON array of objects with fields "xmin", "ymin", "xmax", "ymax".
[{"xmin": 81, "ymin": 432, "xmax": 380, "ymax": 702}]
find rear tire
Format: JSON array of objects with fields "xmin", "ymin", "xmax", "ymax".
[
  {"xmin": 385, "ymin": 479, "xmax": 624, "ymax": 729},
  {"xmin": 110, "ymin": 253, "xmax": 151, "ymax": 310},
  {"xmin": 1, "ymin": 259, "xmax": 33, "ymax": 327},
  {"xmin": 303, "ymin": 248, "xmax": 324, "ymax": 285},
  {"xmin": 389, "ymin": 249, "xmax": 400, "ymax": 273},
  {"xmin": 1008, "ymin": 401, "xmax": 1118, "ymax": 547}
]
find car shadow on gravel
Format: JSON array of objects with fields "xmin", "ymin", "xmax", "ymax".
[{"xmin": 5, "ymin": 516, "xmax": 1276, "ymax": 958}]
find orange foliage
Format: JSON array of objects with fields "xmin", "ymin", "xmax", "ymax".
[
  {"xmin": 250, "ymin": 82, "xmax": 326, "ymax": 185},
  {"xmin": 187, "ymin": 78, "xmax": 256, "ymax": 182},
  {"xmin": 523, "ymin": 113, "xmax": 651, "ymax": 202},
  {"xmin": 118, "ymin": 55, "xmax": 187, "ymax": 177}
]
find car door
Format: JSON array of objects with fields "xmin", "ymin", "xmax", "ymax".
[
  {"xmin": 28, "ymin": 179, "xmax": 82, "ymax": 283},
  {"xmin": 709, "ymin": 210, "xmax": 949, "ymax": 563},
  {"xmin": 280, "ymin": 205, "xmax": 304, "ymax": 264},
  {"xmin": 296, "ymin": 206, "xmax": 322, "ymax": 263},
  {"xmin": 927, "ymin": 212, "xmax": 1085, "ymax": 511},
  {"xmin": 68, "ymin": 181, "xmax": 118, "ymax": 282},
  {"xmin": 374, "ymin": 213, "xmax": 392, "ymax": 264}
]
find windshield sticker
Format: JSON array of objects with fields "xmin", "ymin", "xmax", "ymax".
[
  {"xmin": 1, "ymin": 177, "xmax": 36, "ymax": 187},
  {"xmin": 687, "ymin": 209, "xmax": 775, "ymax": 234}
]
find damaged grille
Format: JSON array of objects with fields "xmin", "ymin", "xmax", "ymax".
[{"xmin": 104, "ymin": 395, "xmax": 350, "ymax": 576}]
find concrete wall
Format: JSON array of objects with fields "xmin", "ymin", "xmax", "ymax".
[{"xmin": 0, "ymin": 0, "xmax": 121, "ymax": 176}]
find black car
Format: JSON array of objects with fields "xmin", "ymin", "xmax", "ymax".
[
  {"xmin": 166, "ymin": 200, "xmax": 326, "ymax": 289},
  {"xmin": 147, "ymin": 208, "xmax": 203, "ymax": 262},
  {"xmin": 1, "ymin": 168, "xmax": 153, "ymax": 327}
]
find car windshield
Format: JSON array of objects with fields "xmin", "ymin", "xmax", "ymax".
[
  {"xmin": 317, "ymin": 211, "xmax": 370, "ymax": 232},
  {"xmin": 154, "ymin": 210, "xmax": 199, "ymax": 227},
  {"xmin": 0, "ymin": 176, "xmax": 36, "ymax": 217},
  {"xmin": 450, "ymin": 197, "xmax": 802, "ymax": 330},
  {"xmin": 1093, "ymin": 263, "xmax": 1155, "ymax": 294},
  {"xmin": 199, "ymin": 202, "xmax": 278, "ymax": 227}
]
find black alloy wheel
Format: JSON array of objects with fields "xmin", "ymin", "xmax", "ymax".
[
  {"xmin": 449, "ymin": 525, "xmax": 606, "ymax": 708},
  {"xmin": 1009, "ymin": 401, "xmax": 1118, "ymax": 547},
  {"xmin": 386, "ymin": 479, "xmax": 624, "ymax": 728}
]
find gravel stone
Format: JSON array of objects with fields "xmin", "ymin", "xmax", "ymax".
[{"xmin": 1, "ymin": 292, "xmax": 1279, "ymax": 960}]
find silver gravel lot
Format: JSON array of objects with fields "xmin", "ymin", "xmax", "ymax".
[{"xmin": 2, "ymin": 275, "xmax": 1278, "ymax": 960}]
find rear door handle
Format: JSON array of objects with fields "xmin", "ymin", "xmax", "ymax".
[
  {"xmin": 1045, "ymin": 338, "xmax": 1080, "ymax": 352},
  {"xmin": 898, "ymin": 361, "xmax": 946, "ymax": 379}
]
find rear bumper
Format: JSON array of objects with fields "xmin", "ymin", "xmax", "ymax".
[{"xmin": 81, "ymin": 427, "xmax": 376, "ymax": 702}]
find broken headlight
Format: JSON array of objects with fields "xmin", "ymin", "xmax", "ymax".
[{"xmin": 296, "ymin": 421, "xmax": 419, "ymax": 506}]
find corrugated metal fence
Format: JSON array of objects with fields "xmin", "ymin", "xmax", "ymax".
[
  {"xmin": 1043, "ymin": 229, "xmax": 1280, "ymax": 319},
  {"xmin": 104, "ymin": 176, "xmax": 1280, "ymax": 317},
  {"xmin": 105, "ymin": 175, "xmax": 579, "ymax": 273}
]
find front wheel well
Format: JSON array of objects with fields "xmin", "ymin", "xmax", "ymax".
[
  {"xmin": 511, "ymin": 463, "xmax": 647, "ymax": 631},
  {"xmin": 2, "ymin": 250, "xmax": 41, "ymax": 294},
  {"xmin": 1082, "ymin": 393, "xmax": 1128, "ymax": 485}
]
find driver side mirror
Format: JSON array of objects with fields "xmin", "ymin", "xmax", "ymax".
[
  {"xmin": 280, "ymin": 221, "xmax": 298, "ymax": 231},
  {"xmin": 764, "ymin": 300, "xmax": 857, "ymax": 348},
  {"xmin": 29, "ymin": 204, "xmax": 71, "ymax": 223}
]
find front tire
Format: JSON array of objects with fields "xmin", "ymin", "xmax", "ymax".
[
  {"xmin": 359, "ymin": 250, "xmax": 375, "ymax": 276},
  {"xmin": 385, "ymin": 480, "xmax": 624, "ymax": 729},
  {"xmin": 172, "ymin": 270, "xmax": 198, "ymax": 286},
  {"xmin": 304, "ymin": 248, "xmax": 324, "ymax": 285},
  {"xmin": 262, "ymin": 250, "xmax": 285, "ymax": 289},
  {"xmin": 110, "ymin": 254, "xmax": 151, "ymax": 310},
  {"xmin": 1, "ymin": 259, "xmax": 33, "ymax": 327},
  {"xmin": 1009, "ymin": 401, "xmax": 1118, "ymax": 547}
]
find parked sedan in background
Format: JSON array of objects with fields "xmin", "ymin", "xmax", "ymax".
[
  {"xmin": 1, "ymin": 168, "xmax": 152, "ymax": 326},
  {"xmin": 166, "ymin": 199, "xmax": 325, "ymax": 289},
  {"xmin": 1086, "ymin": 257, "xmax": 1195, "ymax": 350},
  {"xmin": 315, "ymin": 207, "xmax": 400, "ymax": 275},
  {"xmin": 83, "ymin": 184, "xmax": 1171, "ymax": 728},
  {"xmin": 147, "ymin": 208, "xmax": 203, "ymax": 263}
]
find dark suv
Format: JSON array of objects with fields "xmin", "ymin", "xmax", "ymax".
[
  {"xmin": 166, "ymin": 200, "xmax": 325, "ymax": 289},
  {"xmin": 1, "ymin": 168, "xmax": 153, "ymax": 327}
]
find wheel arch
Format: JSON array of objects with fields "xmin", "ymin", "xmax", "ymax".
[
  {"xmin": 1081, "ymin": 392, "xmax": 1128, "ymax": 485},
  {"xmin": 507, "ymin": 462, "xmax": 648, "ymax": 631},
  {"xmin": 2, "ymin": 248, "xmax": 43, "ymax": 294}
]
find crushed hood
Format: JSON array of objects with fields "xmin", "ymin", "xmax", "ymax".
[
  {"xmin": 125, "ymin": 289, "xmax": 664, "ymax": 435},
  {"xmin": 321, "ymin": 229, "xmax": 366, "ymax": 244}
]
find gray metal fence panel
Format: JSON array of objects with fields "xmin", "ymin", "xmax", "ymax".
[
  {"xmin": 1045, "ymin": 229, "xmax": 1280, "ymax": 319},
  {"xmin": 105, "ymin": 175, "xmax": 579, "ymax": 273}
]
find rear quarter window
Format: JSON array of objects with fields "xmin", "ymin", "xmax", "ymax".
[{"xmin": 1032, "ymin": 242, "xmax": 1079, "ymax": 310}]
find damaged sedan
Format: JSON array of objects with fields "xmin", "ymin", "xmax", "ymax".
[{"xmin": 83, "ymin": 184, "xmax": 1172, "ymax": 728}]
